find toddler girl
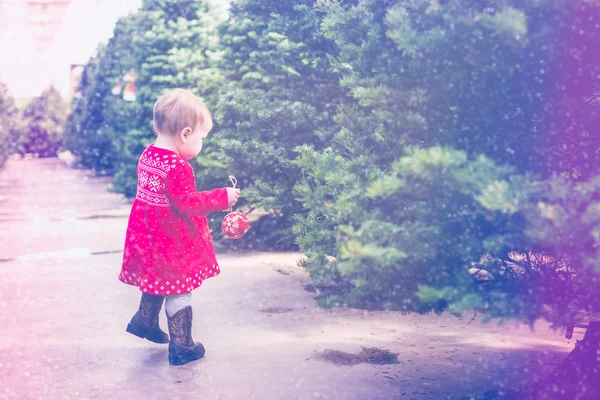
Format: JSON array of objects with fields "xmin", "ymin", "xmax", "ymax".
[{"xmin": 118, "ymin": 88, "xmax": 240, "ymax": 366}]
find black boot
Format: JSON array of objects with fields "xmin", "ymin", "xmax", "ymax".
[
  {"xmin": 167, "ymin": 306, "xmax": 205, "ymax": 366},
  {"xmin": 126, "ymin": 293, "xmax": 169, "ymax": 344}
]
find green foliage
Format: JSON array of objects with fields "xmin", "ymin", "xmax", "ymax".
[
  {"xmin": 62, "ymin": 15, "xmax": 140, "ymax": 175},
  {"xmin": 520, "ymin": 176, "xmax": 600, "ymax": 325},
  {"xmin": 65, "ymin": 0, "xmax": 600, "ymax": 325},
  {"xmin": 0, "ymin": 79, "xmax": 19, "ymax": 167},
  {"xmin": 18, "ymin": 86, "xmax": 66, "ymax": 157},
  {"xmin": 202, "ymin": 0, "xmax": 350, "ymax": 248},
  {"xmin": 294, "ymin": 0, "xmax": 600, "ymax": 325},
  {"xmin": 297, "ymin": 146, "xmax": 520, "ymax": 311},
  {"xmin": 64, "ymin": 0, "xmax": 349, "ymax": 249},
  {"xmin": 63, "ymin": 0, "xmax": 223, "ymax": 185},
  {"xmin": 315, "ymin": 0, "xmax": 600, "ymax": 177}
]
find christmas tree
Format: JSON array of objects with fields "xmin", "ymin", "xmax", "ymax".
[
  {"xmin": 19, "ymin": 86, "xmax": 66, "ymax": 157},
  {"xmin": 294, "ymin": 0, "xmax": 600, "ymax": 395},
  {"xmin": 203, "ymin": 0, "xmax": 351, "ymax": 248},
  {"xmin": 62, "ymin": 16, "xmax": 140, "ymax": 181},
  {"xmin": 0, "ymin": 79, "xmax": 19, "ymax": 166}
]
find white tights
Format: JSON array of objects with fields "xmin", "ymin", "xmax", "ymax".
[{"xmin": 164, "ymin": 292, "xmax": 192, "ymax": 317}]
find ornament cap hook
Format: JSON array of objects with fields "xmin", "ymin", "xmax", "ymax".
[{"xmin": 226, "ymin": 175, "xmax": 238, "ymax": 213}]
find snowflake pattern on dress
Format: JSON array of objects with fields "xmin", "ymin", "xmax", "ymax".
[
  {"xmin": 135, "ymin": 152, "xmax": 182, "ymax": 206},
  {"xmin": 147, "ymin": 174, "xmax": 162, "ymax": 192},
  {"xmin": 119, "ymin": 265, "xmax": 221, "ymax": 294}
]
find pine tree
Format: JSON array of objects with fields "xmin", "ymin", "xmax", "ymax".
[
  {"xmin": 0, "ymin": 79, "xmax": 19, "ymax": 167},
  {"xmin": 110, "ymin": 0, "xmax": 224, "ymax": 197},
  {"xmin": 294, "ymin": 0, "xmax": 600, "ymax": 320},
  {"xmin": 295, "ymin": 3, "xmax": 600, "ymax": 391},
  {"xmin": 63, "ymin": 0, "xmax": 222, "ymax": 196},
  {"xmin": 19, "ymin": 86, "xmax": 66, "ymax": 157},
  {"xmin": 204, "ymin": 0, "xmax": 350, "ymax": 248},
  {"xmin": 62, "ymin": 15, "xmax": 140, "ymax": 179}
]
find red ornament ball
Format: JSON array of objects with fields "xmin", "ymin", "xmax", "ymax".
[{"xmin": 222, "ymin": 212, "xmax": 250, "ymax": 239}]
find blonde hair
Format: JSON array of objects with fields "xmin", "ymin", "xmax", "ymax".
[{"xmin": 152, "ymin": 88, "xmax": 211, "ymax": 136}]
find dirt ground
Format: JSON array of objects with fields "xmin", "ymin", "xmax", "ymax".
[{"xmin": 0, "ymin": 158, "xmax": 581, "ymax": 400}]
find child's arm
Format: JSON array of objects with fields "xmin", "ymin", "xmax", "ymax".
[{"xmin": 166, "ymin": 164, "xmax": 229, "ymax": 216}]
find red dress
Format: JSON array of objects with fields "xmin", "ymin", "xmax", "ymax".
[{"xmin": 118, "ymin": 144, "xmax": 229, "ymax": 296}]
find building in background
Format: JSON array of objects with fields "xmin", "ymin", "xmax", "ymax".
[
  {"xmin": 0, "ymin": 0, "xmax": 230, "ymax": 101},
  {"xmin": 0, "ymin": 0, "xmax": 142, "ymax": 100}
]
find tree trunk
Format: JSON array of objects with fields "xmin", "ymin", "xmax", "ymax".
[{"xmin": 530, "ymin": 321, "xmax": 600, "ymax": 399}]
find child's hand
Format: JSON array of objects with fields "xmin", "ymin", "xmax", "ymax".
[{"xmin": 227, "ymin": 187, "xmax": 240, "ymax": 207}]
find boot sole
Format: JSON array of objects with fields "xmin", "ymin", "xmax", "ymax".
[
  {"xmin": 126, "ymin": 322, "xmax": 169, "ymax": 344},
  {"xmin": 168, "ymin": 343, "xmax": 206, "ymax": 366},
  {"xmin": 169, "ymin": 352, "xmax": 204, "ymax": 366}
]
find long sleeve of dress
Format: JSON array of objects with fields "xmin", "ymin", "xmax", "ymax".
[{"xmin": 166, "ymin": 163, "xmax": 229, "ymax": 216}]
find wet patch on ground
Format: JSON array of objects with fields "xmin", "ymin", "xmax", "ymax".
[
  {"xmin": 78, "ymin": 215, "xmax": 128, "ymax": 220},
  {"xmin": 259, "ymin": 307, "xmax": 294, "ymax": 314},
  {"xmin": 274, "ymin": 268, "xmax": 291, "ymax": 275},
  {"xmin": 91, "ymin": 250, "xmax": 123, "ymax": 256},
  {"xmin": 315, "ymin": 347, "xmax": 400, "ymax": 366}
]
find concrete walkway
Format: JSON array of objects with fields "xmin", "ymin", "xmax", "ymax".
[{"xmin": 0, "ymin": 158, "xmax": 577, "ymax": 400}]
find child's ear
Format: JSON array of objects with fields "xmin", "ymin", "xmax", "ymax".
[{"xmin": 179, "ymin": 127, "xmax": 192, "ymax": 142}]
